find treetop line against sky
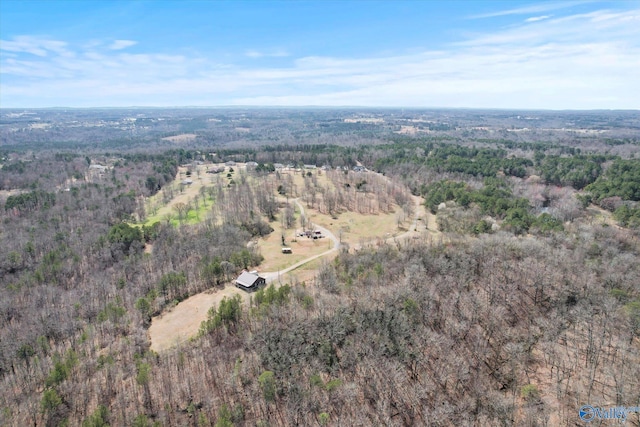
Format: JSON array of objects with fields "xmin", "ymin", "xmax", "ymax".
[{"xmin": 0, "ymin": 0, "xmax": 639, "ymax": 109}]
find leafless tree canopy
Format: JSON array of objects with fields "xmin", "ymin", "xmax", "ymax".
[{"xmin": 0, "ymin": 108, "xmax": 639, "ymax": 426}]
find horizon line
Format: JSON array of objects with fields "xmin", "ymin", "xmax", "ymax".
[{"xmin": 1, "ymin": 105, "xmax": 638, "ymax": 112}]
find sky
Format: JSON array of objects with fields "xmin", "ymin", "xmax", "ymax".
[{"xmin": 1, "ymin": 0, "xmax": 639, "ymax": 109}]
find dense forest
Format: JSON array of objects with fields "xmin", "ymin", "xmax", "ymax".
[{"xmin": 0, "ymin": 108, "xmax": 639, "ymax": 426}]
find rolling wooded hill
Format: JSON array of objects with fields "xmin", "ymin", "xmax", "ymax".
[{"xmin": 0, "ymin": 109, "xmax": 639, "ymax": 426}]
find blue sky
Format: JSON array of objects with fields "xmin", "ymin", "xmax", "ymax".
[{"xmin": 1, "ymin": 0, "xmax": 639, "ymax": 109}]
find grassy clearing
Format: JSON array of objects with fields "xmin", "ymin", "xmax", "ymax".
[
  {"xmin": 273, "ymin": 255, "xmax": 335, "ymax": 287},
  {"xmin": 138, "ymin": 164, "xmax": 224, "ymax": 227},
  {"xmin": 286, "ymin": 169, "xmax": 409, "ymax": 244},
  {"xmin": 144, "ymin": 195, "xmax": 215, "ymax": 227},
  {"xmin": 303, "ymin": 205, "xmax": 405, "ymax": 246},
  {"xmin": 255, "ymin": 210, "xmax": 332, "ymax": 272},
  {"xmin": 138, "ymin": 164, "xmax": 410, "ymax": 264}
]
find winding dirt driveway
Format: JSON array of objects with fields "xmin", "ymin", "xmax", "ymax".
[
  {"xmin": 149, "ymin": 175, "xmax": 437, "ymax": 352},
  {"xmin": 263, "ymin": 199, "xmax": 340, "ymax": 282}
]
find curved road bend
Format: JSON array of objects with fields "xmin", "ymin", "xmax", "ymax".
[
  {"xmin": 262, "ymin": 198, "xmax": 340, "ymax": 284},
  {"xmin": 264, "ymin": 193, "xmax": 429, "ymax": 283}
]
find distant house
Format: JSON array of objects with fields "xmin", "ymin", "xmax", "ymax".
[
  {"xmin": 304, "ymin": 164, "xmax": 317, "ymax": 170},
  {"xmin": 353, "ymin": 166, "xmax": 366, "ymax": 173},
  {"xmin": 281, "ymin": 247, "xmax": 292, "ymax": 254},
  {"xmin": 235, "ymin": 271, "xmax": 266, "ymax": 292},
  {"xmin": 88, "ymin": 164, "xmax": 108, "ymax": 179},
  {"xmin": 88, "ymin": 164, "xmax": 107, "ymax": 172}
]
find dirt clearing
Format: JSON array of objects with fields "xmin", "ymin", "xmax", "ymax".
[
  {"xmin": 149, "ymin": 286, "xmax": 250, "ymax": 352},
  {"xmin": 162, "ymin": 133, "xmax": 198, "ymax": 143}
]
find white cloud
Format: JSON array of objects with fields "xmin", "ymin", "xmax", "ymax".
[
  {"xmin": 245, "ymin": 49, "xmax": 290, "ymax": 58},
  {"xmin": 108, "ymin": 40, "xmax": 137, "ymax": 50},
  {"xmin": 244, "ymin": 50, "xmax": 260, "ymax": 58},
  {"xmin": 229, "ymin": 9, "xmax": 640, "ymax": 109},
  {"xmin": 457, "ymin": 10, "xmax": 640, "ymax": 48},
  {"xmin": 0, "ymin": 36, "xmax": 71, "ymax": 57},
  {"xmin": 469, "ymin": 1, "xmax": 592, "ymax": 19},
  {"xmin": 1, "ymin": 7, "xmax": 639, "ymax": 109},
  {"xmin": 525, "ymin": 15, "xmax": 552, "ymax": 22}
]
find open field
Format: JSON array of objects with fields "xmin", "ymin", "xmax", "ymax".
[
  {"xmin": 285, "ymin": 168, "xmax": 413, "ymax": 244},
  {"xmin": 254, "ymin": 222, "xmax": 332, "ymax": 272},
  {"xmin": 141, "ymin": 164, "xmax": 225, "ymax": 226},
  {"xmin": 147, "ymin": 167, "xmax": 417, "ymax": 351},
  {"xmin": 307, "ymin": 207, "xmax": 403, "ymax": 247},
  {"xmin": 161, "ymin": 133, "xmax": 198, "ymax": 143},
  {"xmin": 149, "ymin": 286, "xmax": 250, "ymax": 352}
]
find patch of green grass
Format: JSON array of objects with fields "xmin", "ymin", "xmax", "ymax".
[
  {"xmin": 182, "ymin": 200, "xmax": 214, "ymax": 225},
  {"xmin": 140, "ymin": 195, "xmax": 215, "ymax": 227}
]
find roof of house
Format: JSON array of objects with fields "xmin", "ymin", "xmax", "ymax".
[{"xmin": 235, "ymin": 271, "xmax": 264, "ymax": 288}]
